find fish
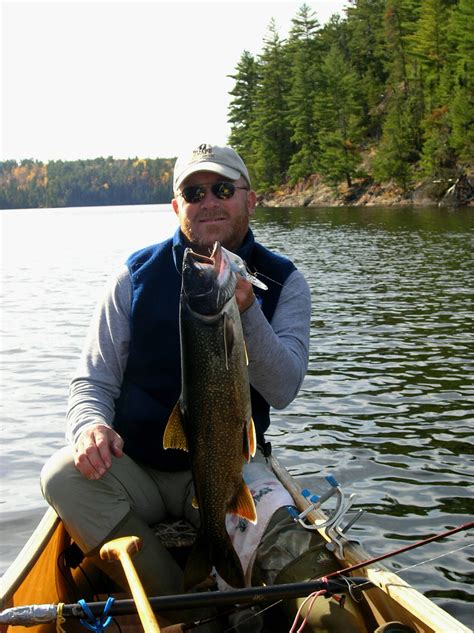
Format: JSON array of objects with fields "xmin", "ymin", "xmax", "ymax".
[{"xmin": 164, "ymin": 241, "xmax": 257, "ymax": 590}]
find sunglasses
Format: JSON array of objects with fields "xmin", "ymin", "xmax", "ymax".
[{"xmin": 178, "ymin": 181, "xmax": 249, "ymax": 204}]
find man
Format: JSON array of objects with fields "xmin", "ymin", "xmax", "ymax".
[{"xmin": 41, "ymin": 144, "xmax": 362, "ymax": 631}]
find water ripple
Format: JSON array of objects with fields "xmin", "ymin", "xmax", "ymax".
[{"xmin": 1, "ymin": 205, "xmax": 473, "ymax": 627}]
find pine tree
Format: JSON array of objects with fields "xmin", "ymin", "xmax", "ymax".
[
  {"xmin": 409, "ymin": 0, "xmax": 451, "ymax": 105},
  {"xmin": 314, "ymin": 43, "xmax": 362, "ymax": 187},
  {"xmin": 286, "ymin": 4, "xmax": 322, "ymax": 183},
  {"xmin": 250, "ymin": 19, "xmax": 293, "ymax": 190},
  {"xmin": 447, "ymin": 0, "xmax": 474, "ymax": 164},
  {"xmin": 345, "ymin": 0, "xmax": 388, "ymax": 139},
  {"xmin": 373, "ymin": 0, "xmax": 422, "ymax": 187},
  {"xmin": 227, "ymin": 51, "xmax": 259, "ymax": 167}
]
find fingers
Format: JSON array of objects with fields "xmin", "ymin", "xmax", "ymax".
[
  {"xmin": 74, "ymin": 425, "xmax": 123, "ymax": 480},
  {"xmin": 235, "ymin": 277, "xmax": 255, "ymax": 313}
]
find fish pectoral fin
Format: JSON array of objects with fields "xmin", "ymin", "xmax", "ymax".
[
  {"xmin": 163, "ymin": 401, "xmax": 189, "ymax": 451},
  {"xmin": 223, "ymin": 312, "xmax": 235, "ymax": 370},
  {"xmin": 192, "ymin": 496, "xmax": 199, "ymax": 509},
  {"xmin": 243, "ymin": 417, "xmax": 257, "ymax": 462},
  {"xmin": 229, "ymin": 481, "xmax": 257, "ymax": 524}
]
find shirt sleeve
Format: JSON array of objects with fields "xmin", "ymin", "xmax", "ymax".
[
  {"xmin": 66, "ymin": 266, "xmax": 132, "ymax": 444},
  {"xmin": 241, "ymin": 269, "xmax": 311, "ymax": 409}
]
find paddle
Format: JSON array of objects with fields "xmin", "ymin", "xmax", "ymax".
[{"xmin": 100, "ymin": 535, "xmax": 161, "ymax": 633}]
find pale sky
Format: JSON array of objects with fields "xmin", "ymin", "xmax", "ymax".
[{"xmin": 1, "ymin": 0, "xmax": 348, "ymax": 162}]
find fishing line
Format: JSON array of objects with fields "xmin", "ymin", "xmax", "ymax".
[
  {"xmin": 222, "ymin": 600, "xmax": 284, "ymax": 633},
  {"xmin": 393, "ymin": 542, "xmax": 474, "ymax": 577},
  {"xmin": 308, "ymin": 536, "xmax": 474, "ymax": 595}
]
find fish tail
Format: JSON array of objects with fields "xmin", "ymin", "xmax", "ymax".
[
  {"xmin": 184, "ymin": 532, "xmax": 245, "ymax": 590},
  {"xmin": 183, "ymin": 534, "xmax": 213, "ymax": 591},
  {"xmin": 214, "ymin": 533, "xmax": 246, "ymax": 588}
]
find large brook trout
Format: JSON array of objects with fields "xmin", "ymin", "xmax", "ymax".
[{"xmin": 164, "ymin": 242, "xmax": 257, "ymax": 589}]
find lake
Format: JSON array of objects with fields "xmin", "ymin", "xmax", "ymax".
[{"xmin": 1, "ymin": 203, "xmax": 473, "ymax": 627}]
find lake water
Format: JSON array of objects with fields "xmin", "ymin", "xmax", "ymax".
[{"xmin": 1, "ymin": 204, "xmax": 473, "ymax": 627}]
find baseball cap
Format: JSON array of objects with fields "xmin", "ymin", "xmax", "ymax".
[{"xmin": 173, "ymin": 143, "xmax": 251, "ymax": 192}]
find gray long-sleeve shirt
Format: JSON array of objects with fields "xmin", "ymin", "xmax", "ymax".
[{"xmin": 66, "ymin": 265, "xmax": 311, "ymax": 444}]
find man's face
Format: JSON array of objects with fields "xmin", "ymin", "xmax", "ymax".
[{"xmin": 172, "ymin": 171, "xmax": 256, "ymax": 254}]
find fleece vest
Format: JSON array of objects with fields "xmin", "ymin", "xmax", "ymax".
[{"xmin": 113, "ymin": 228, "xmax": 296, "ymax": 470}]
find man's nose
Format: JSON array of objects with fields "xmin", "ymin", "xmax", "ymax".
[{"xmin": 200, "ymin": 187, "xmax": 220, "ymax": 205}]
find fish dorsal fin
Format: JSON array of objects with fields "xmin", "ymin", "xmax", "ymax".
[
  {"xmin": 243, "ymin": 417, "xmax": 257, "ymax": 462},
  {"xmin": 163, "ymin": 401, "xmax": 189, "ymax": 452},
  {"xmin": 223, "ymin": 312, "xmax": 235, "ymax": 370},
  {"xmin": 228, "ymin": 480, "xmax": 257, "ymax": 524}
]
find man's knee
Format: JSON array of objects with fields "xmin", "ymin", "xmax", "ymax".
[{"xmin": 40, "ymin": 445, "xmax": 77, "ymax": 507}]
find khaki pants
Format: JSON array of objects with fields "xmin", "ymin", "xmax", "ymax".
[{"xmin": 40, "ymin": 445, "xmax": 198, "ymax": 554}]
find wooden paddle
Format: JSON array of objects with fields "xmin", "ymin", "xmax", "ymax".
[{"xmin": 100, "ymin": 535, "xmax": 161, "ymax": 633}]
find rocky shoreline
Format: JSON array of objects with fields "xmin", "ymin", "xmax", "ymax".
[{"xmin": 258, "ymin": 173, "xmax": 474, "ymax": 208}]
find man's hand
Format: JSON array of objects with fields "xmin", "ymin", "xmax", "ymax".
[
  {"xmin": 74, "ymin": 424, "xmax": 124, "ymax": 480},
  {"xmin": 235, "ymin": 277, "xmax": 255, "ymax": 313}
]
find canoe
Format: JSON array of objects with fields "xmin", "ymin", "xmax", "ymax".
[{"xmin": 0, "ymin": 455, "xmax": 471, "ymax": 633}]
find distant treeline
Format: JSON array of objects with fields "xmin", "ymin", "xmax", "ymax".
[
  {"xmin": 228, "ymin": 0, "xmax": 473, "ymax": 191},
  {"xmin": 0, "ymin": 157, "xmax": 174, "ymax": 209}
]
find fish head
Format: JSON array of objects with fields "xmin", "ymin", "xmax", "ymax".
[{"xmin": 182, "ymin": 242, "xmax": 237, "ymax": 316}]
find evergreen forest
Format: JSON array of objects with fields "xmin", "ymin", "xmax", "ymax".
[
  {"xmin": 228, "ymin": 0, "xmax": 473, "ymax": 192},
  {"xmin": 1, "ymin": 0, "xmax": 472, "ymax": 209}
]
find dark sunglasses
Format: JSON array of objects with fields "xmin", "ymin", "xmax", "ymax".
[{"xmin": 178, "ymin": 181, "xmax": 249, "ymax": 204}]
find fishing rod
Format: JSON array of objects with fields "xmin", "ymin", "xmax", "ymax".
[
  {"xmin": 324, "ymin": 519, "xmax": 474, "ymax": 581},
  {"xmin": 0, "ymin": 577, "xmax": 370, "ymax": 625}
]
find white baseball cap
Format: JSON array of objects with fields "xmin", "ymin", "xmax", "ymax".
[{"xmin": 173, "ymin": 143, "xmax": 251, "ymax": 192}]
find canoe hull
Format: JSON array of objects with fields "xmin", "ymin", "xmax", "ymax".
[{"xmin": 1, "ymin": 458, "xmax": 471, "ymax": 633}]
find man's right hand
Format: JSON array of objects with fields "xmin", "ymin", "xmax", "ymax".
[{"xmin": 74, "ymin": 424, "xmax": 124, "ymax": 480}]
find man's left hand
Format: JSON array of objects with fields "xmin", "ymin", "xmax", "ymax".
[{"xmin": 235, "ymin": 277, "xmax": 255, "ymax": 313}]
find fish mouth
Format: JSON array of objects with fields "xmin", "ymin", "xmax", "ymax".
[
  {"xmin": 182, "ymin": 242, "xmax": 236, "ymax": 315},
  {"xmin": 184, "ymin": 242, "xmax": 226, "ymax": 282}
]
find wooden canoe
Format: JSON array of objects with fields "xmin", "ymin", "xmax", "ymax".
[{"xmin": 0, "ymin": 456, "xmax": 471, "ymax": 633}]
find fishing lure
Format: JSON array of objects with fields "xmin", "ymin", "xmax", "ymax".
[{"xmin": 221, "ymin": 246, "xmax": 268, "ymax": 290}]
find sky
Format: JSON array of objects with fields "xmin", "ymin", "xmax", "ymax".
[{"xmin": 1, "ymin": 0, "xmax": 348, "ymax": 163}]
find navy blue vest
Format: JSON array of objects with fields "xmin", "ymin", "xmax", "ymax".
[{"xmin": 113, "ymin": 228, "xmax": 296, "ymax": 470}]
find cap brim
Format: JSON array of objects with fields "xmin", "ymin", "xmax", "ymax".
[{"xmin": 174, "ymin": 162, "xmax": 241, "ymax": 192}]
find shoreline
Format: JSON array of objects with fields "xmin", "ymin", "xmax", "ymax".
[{"xmin": 258, "ymin": 173, "xmax": 474, "ymax": 209}]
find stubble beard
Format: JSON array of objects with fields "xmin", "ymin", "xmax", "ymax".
[{"xmin": 181, "ymin": 211, "xmax": 249, "ymax": 254}]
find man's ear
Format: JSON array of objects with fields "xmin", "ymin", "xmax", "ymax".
[
  {"xmin": 171, "ymin": 197, "xmax": 180, "ymax": 216},
  {"xmin": 247, "ymin": 190, "xmax": 257, "ymax": 216}
]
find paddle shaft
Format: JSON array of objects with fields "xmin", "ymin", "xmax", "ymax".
[{"xmin": 100, "ymin": 536, "xmax": 161, "ymax": 633}]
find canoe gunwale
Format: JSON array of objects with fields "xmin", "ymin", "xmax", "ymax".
[{"xmin": 0, "ymin": 508, "xmax": 60, "ymax": 610}]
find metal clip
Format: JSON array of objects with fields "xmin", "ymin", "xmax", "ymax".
[
  {"xmin": 288, "ymin": 476, "xmax": 364, "ymax": 558},
  {"xmin": 288, "ymin": 475, "xmax": 344, "ymax": 531},
  {"xmin": 325, "ymin": 496, "xmax": 364, "ymax": 558}
]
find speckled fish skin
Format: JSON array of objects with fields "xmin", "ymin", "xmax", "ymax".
[{"xmin": 164, "ymin": 242, "xmax": 256, "ymax": 590}]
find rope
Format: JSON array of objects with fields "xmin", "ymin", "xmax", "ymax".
[
  {"xmin": 56, "ymin": 603, "xmax": 67, "ymax": 633},
  {"xmin": 289, "ymin": 588, "xmax": 327, "ymax": 633}
]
